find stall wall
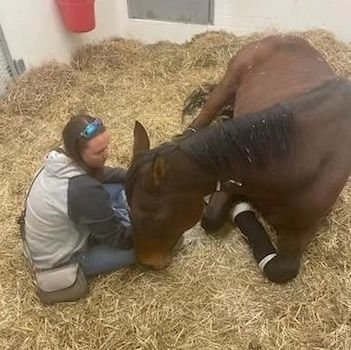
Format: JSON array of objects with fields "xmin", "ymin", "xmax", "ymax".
[{"xmin": 0, "ymin": 0, "xmax": 350, "ymax": 68}]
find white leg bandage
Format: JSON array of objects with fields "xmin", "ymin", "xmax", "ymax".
[
  {"xmin": 230, "ymin": 202, "xmax": 255, "ymax": 222},
  {"xmin": 258, "ymin": 253, "xmax": 278, "ymax": 271}
]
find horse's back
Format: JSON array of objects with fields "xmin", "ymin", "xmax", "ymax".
[{"xmin": 232, "ymin": 35, "xmax": 336, "ymax": 115}]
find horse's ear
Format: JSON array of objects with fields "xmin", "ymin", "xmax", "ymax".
[
  {"xmin": 151, "ymin": 155, "xmax": 166, "ymax": 187},
  {"xmin": 133, "ymin": 121, "xmax": 150, "ymax": 156}
]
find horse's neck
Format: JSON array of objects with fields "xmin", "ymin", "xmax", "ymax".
[
  {"xmin": 169, "ymin": 150, "xmax": 221, "ymax": 196},
  {"xmin": 178, "ymin": 125, "xmax": 246, "ymax": 189}
]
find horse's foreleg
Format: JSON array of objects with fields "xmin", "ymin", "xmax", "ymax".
[
  {"xmin": 264, "ymin": 224, "xmax": 316, "ymax": 283},
  {"xmin": 201, "ymin": 181, "xmax": 246, "ymax": 232},
  {"xmin": 201, "ymin": 189, "xmax": 236, "ymax": 232},
  {"xmin": 231, "ymin": 202, "xmax": 316, "ymax": 283},
  {"xmin": 231, "ymin": 203, "xmax": 278, "ymax": 275}
]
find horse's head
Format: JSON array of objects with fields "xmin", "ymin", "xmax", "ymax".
[{"xmin": 126, "ymin": 122, "xmax": 206, "ymax": 269}]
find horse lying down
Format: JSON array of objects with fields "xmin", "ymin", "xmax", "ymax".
[{"xmin": 126, "ymin": 35, "xmax": 351, "ymax": 283}]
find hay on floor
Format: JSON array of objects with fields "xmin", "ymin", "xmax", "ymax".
[
  {"xmin": 5, "ymin": 62, "xmax": 77, "ymax": 117},
  {"xmin": 1, "ymin": 29, "xmax": 351, "ymax": 350}
]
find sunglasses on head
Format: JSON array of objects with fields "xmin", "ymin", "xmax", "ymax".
[{"xmin": 80, "ymin": 118, "xmax": 104, "ymax": 139}]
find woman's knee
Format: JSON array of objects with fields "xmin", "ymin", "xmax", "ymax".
[{"xmin": 77, "ymin": 246, "xmax": 136, "ymax": 276}]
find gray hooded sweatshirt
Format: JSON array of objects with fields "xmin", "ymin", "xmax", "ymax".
[{"xmin": 24, "ymin": 150, "xmax": 133, "ymax": 270}]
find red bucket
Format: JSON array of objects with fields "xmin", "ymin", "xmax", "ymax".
[{"xmin": 56, "ymin": 0, "xmax": 95, "ymax": 33}]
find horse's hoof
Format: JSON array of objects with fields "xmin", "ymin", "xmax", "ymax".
[
  {"xmin": 263, "ymin": 255, "xmax": 299, "ymax": 283},
  {"xmin": 201, "ymin": 216, "xmax": 225, "ymax": 233}
]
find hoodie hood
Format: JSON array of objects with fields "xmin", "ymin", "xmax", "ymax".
[{"xmin": 44, "ymin": 149, "xmax": 86, "ymax": 179}]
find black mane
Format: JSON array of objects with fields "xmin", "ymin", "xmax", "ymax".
[
  {"xmin": 126, "ymin": 104, "xmax": 295, "ymax": 201},
  {"xmin": 126, "ymin": 79, "xmax": 350, "ymax": 204},
  {"xmin": 180, "ymin": 104, "xmax": 296, "ymax": 174},
  {"xmin": 126, "ymin": 104, "xmax": 296, "ymax": 201}
]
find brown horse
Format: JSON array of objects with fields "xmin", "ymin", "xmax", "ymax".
[{"xmin": 126, "ymin": 35, "xmax": 351, "ymax": 282}]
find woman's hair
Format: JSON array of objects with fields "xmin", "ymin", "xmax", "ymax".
[{"xmin": 62, "ymin": 114, "xmax": 106, "ymax": 175}]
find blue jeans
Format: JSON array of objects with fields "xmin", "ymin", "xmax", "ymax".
[{"xmin": 74, "ymin": 183, "xmax": 136, "ymax": 276}]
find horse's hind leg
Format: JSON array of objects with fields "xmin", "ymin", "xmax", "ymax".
[
  {"xmin": 186, "ymin": 50, "xmax": 253, "ymax": 131},
  {"xmin": 188, "ymin": 71, "xmax": 238, "ymax": 131},
  {"xmin": 188, "ymin": 38, "xmax": 274, "ymax": 131}
]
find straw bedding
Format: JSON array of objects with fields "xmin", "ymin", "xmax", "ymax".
[{"xmin": 0, "ymin": 30, "xmax": 350, "ymax": 350}]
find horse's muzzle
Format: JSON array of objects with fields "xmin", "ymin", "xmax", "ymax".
[{"xmin": 139, "ymin": 253, "xmax": 172, "ymax": 270}]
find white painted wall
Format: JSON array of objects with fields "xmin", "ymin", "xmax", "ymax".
[
  {"xmin": 123, "ymin": 0, "xmax": 351, "ymax": 44},
  {"xmin": 0, "ymin": 0, "xmax": 125, "ymax": 68},
  {"xmin": 0, "ymin": 0, "xmax": 350, "ymax": 68}
]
